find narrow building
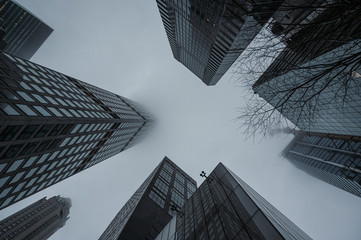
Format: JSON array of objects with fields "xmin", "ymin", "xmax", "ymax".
[
  {"xmin": 0, "ymin": 0, "xmax": 53, "ymax": 60},
  {"xmin": 0, "ymin": 196, "xmax": 71, "ymax": 240}
]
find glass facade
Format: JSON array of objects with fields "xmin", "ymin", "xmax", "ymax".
[
  {"xmin": 254, "ymin": 40, "xmax": 361, "ymax": 136},
  {"xmin": 0, "ymin": 52, "xmax": 154, "ymax": 209},
  {"xmin": 155, "ymin": 0, "xmax": 281, "ymax": 85},
  {"xmin": 155, "ymin": 163, "xmax": 311, "ymax": 240},
  {"xmin": 99, "ymin": 157, "xmax": 196, "ymax": 240},
  {"xmin": 0, "ymin": 0, "xmax": 53, "ymax": 60},
  {"xmin": 283, "ymin": 131, "xmax": 361, "ymax": 198},
  {"xmin": 0, "ymin": 196, "xmax": 71, "ymax": 240}
]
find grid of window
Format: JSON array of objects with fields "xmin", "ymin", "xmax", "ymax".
[
  {"xmin": 0, "ymin": 52, "xmax": 153, "ymax": 209},
  {"xmin": 156, "ymin": 0, "xmax": 270, "ymax": 85},
  {"xmin": 284, "ymin": 133, "xmax": 361, "ymax": 197}
]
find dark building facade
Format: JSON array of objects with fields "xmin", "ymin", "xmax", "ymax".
[
  {"xmin": 156, "ymin": 0, "xmax": 282, "ymax": 85},
  {"xmin": 0, "ymin": 0, "xmax": 53, "ymax": 60},
  {"xmin": 99, "ymin": 157, "xmax": 197, "ymax": 240},
  {"xmin": 283, "ymin": 131, "xmax": 361, "ymax": 198},
  {"xmin": 0, "ymin": 52, "xmax": 154, "ymax": 209},
  {"xmin": 155, "ymin": 162, "xmax": 311, "ymax": 240},
  {"xmin": 0, "ymin": 195, "xmax": 71, "ymax": 240}
]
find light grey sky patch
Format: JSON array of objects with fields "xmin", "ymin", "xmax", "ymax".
[{"xmin": 0, "ymin": 1, "xmax": 360, "ymax": 240}]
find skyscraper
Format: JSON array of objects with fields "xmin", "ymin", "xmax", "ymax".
[
  {"xmin": 99, "ymin": 157, "xmax": 197, "ymax": 240},
  {"xmin": 0, "ymin": 51, "xmax": 154, "ymax": 209},
  {"xmin": 0, "ymin": 0, "xmax": 53, "ymax": 60},
  {"xmin": 282, "ymin": 131, "xmax": 361, "ymax": 198},
  {"xmin": 155, "ymin": 163, "xmax": 311, "ymax": 240},
  {"xmin": 253, "ymin": 39, "xmax": 361, "ymax": 136},
  {"xmin": 0, "ymin": 195, "xmax": 71, "ymax": 240},
  {"xmin": 252, "ymin": 3, "xmax": 361, "ymax": 137},
  {"xmin": 155, "ymin": 0, "xmax": 282, "ymax": 85}
]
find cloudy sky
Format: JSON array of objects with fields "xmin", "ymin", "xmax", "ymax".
[{"xmin": 1, "ymin": 0, "xmax": 360, "ymax": 239}]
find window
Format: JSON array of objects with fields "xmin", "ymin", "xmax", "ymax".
[
  {"xmin": 23, "ymin": 156, "xmax": 38, "ymax": 168},
  {"xmin": 10, "ymin": 172, "xmax": 25, "ymax": 184},
  {"xmin": 16, "ymin": 104, "xmax": 37, "ymax": 116},
  {"xmin": 0, "ymin": 176, "xmax": 10, "ymax": 188},
  {"xmin": 26, "ymin": 178, "xmax": 38, "ymax": 188},
  {"xmin": 149, "ymin": 190, "xmax": 165, "ymax": 208},
  {"xmin": 0, "ymin": 89, "xmax": 19, "ymax": 100},
  {"xmin": 0, "ymin": 187, "xmax": 12, "ymax": 198},
  {"xmin": 3, "ymin": 145, "xmax": 23, "ymax": 159},
  {"xmin": 35, "ymin": 125, "xmax": 53, "ymax": 138},
  {"xmin": 31, "ymin": 94, "xmax": 47, "ymax": 103},
  {"xmin": 47, "ymin": 107, "xmax": 63, "ymax": 117},
  {"xmin": 18, "ymin": 125, "xmax": 39, "ymax": 140},
  {"xmin": 0, "ymin": 103, "xmax": 20, "ymax": 116},
  {"xmin": 16, "ymin": 91, "xmax": 34, "ymax": 102},
  {"xmin": 19, "ymin": 142, "xmax": 38, "ymax": 156},
  {"xmin": 0, "ymin": 125, "xmax": 21, "ymax": 141},
  {"xmin": 48, "ymin": 125, "xmax": 64, "ymax": 136},
  {"xmin": 24, "ymin": 168, "xmax": 38, "ymax": 179},
  {"xmin": 13, "ymin": 182, "xmax": 26, "ymax": 193},
  {"xmin": 34, "ymin": 106, "xmax": 51, "ymax": 117},
  {"xmin": 37, "ymin": 153, "xmax": 50, "ymax": 164},
  {"xmin": 38, "ymin": 165, "xmax": 49, "ymax": 175}
]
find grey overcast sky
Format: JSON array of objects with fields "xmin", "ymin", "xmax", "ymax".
[{"xmin": 0, "ymin": 0, "xmax": 360, "ymax": 239}]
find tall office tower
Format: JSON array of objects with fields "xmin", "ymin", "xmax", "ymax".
[
  {"xmin": 253, "ymin": 39, "xmax": 361, "ymax": 136},
  {"xmin": 0, "ymin": 196, "xmax": 71, "ymax": 240},
  {"xmin": 0, "ymin": 52, "xmax": 154, "ymax": 210},
  {"xmin": 0, "ymin": 0, "xmax": 53, "ymax": 60},
  {"xmin": 261, "ymin": 1, "xmax": 361, "ymax": 81},
  {"xmin": 99, "ymin": 157, "xmax": 197, "ymax": 240},
  {"xmin": 283, "ymin": 131, "xmax": 361, "ymax": 198},
  {"xmin": 155, "ymin": 162, "xmax": 311, "ymax": 240},
  {"xmin": 155, "ymin": 0, "xmax": 283, "ymax": 86},
  {"xmin": 253, "ymin": 2, "xmax": 361, "ymax": 136}
]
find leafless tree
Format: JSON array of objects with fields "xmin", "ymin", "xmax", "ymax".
[{"xmin": 232, "ymin": 0, "xmax": 361, "ymax": 138}]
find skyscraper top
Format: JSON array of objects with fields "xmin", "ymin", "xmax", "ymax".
[
  {"xmin": 0, "ymin": 195, "xmax": 71, "ymax": 240},
  {"xmin": 0, "ymin": 0, "xmax": 53, "ymax": 60},
  {"xmin": 155, "ymin": 0, "xmax": 283, "ymax": 85},
  {"xmin": 0, "ymin": 51, "xmax": 154, "ymax": 209},
  {"xmin": 99, "ymin": 156, "xmax": 196, "ymax": 240}
]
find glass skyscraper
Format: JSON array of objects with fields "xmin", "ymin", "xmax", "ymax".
[
  {"xmin": 283, "ymin": 131, "xmax": 361, "ymax": 198},
  {"xmin": 0, "ymin": 0, "xmax": 53, "ymax": 60},
  {"xmin": 0, "ymin": 195, "xmax": 71, "ymax": 240},
  {"xmin": 155, "ymin": 0, "xmax": 282, "ymax": 85},
  {"xmin": 253, "ymin": 39, "xmax": 361, "ymax": 136},
  {"xmin": 155, "ymin": 162, "xmax": 311, "ymax": 240},
  {"xmin": 0, "ymin": 51, "xmax": 154, "ymax": 210},
  {"xmin": 99, "ymin": 157, "xmax": 197, "ymax": 240}
]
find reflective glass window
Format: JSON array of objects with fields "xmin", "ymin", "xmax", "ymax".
[
  {"xmin": 0, "ymin": 103, "xmax": 20, "ymax": 115},
  {"xmin": 16, "ymin": 104, "xmax": 37, "ymax": 116}
]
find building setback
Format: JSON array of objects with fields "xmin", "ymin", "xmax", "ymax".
[
  {"xmin": 0, "ymin": 51, "xmax": 154, "ymax": 210},
  {"xmin": 155, "ymin": 0, "xmax": 282, "ymax": 86},
  {"xmin": 0, "ymin": 0, "xmax": 53, "ymax": 60},
  {"xmin": 0, "ymin": 196, "xmax": 71, "ymax": 240},
  {"xmin": 155, "ymin": 162, "xmax": 311, "ymax": 240},
  {"xmin": 283, "ymin": 131, "xmax": 361, "ymax": 198},
  {"xmin": 99, "ymin": 157, "xmax": 197, "ymax": 240}
]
